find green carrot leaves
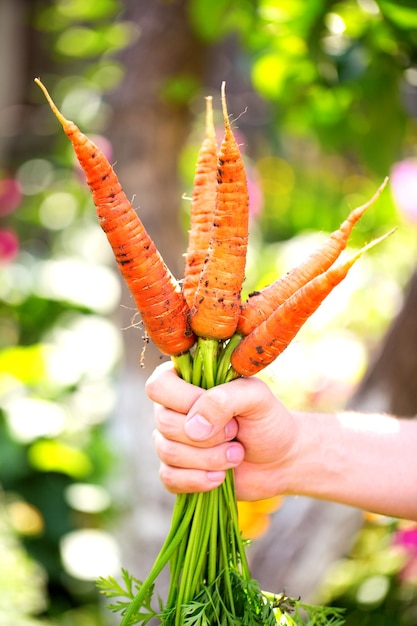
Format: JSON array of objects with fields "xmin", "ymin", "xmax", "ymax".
[{"xmin": 97, "ymin": 569, "xmax": 159, "ymax": 626}]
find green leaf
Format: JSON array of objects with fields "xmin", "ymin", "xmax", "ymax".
[
  {"xmin": 379, "ymin": 0, "xmax": 417, "ymax": 29},
  {"xmin": 56, "ymin": 0, "xmax": 119, "ymax": 20},
  {"xmin": 188, "ymin": 0, "xmax": 256, "ymax": 42},
  {"xmin": 251, "ymin": 53, "xmax": 287, "ymax": 99},
  {"xmin": 97, "ymin": 569, "xmax": 159, "ymax": 625},
  {"xmin": 161, "ymin": 75, "xmax": 201, "ymax": 105},
  {"xmin": 28, "ymin": 440, "xmax": 92, "ymax": 478},
  {"xmin": 55, "ymin": 26, "xmax": 106, "ymax": 57},
  {"xmin": 188, "ymin": 0, "xmax": 232, "ymax": 41}
]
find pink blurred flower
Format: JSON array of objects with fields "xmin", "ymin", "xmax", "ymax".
[
  {"xmin": 247, "ymin": 167, "xmax": 264, "ymax": 219},
  {"xmin": 393, "ymin": 523, "xmax": 417, "ymax": 583},
  {"xmin": 391, "ymin": 159, "xmax": 417, "ymax": 223},
  {"xmin": 394, "ymin": 526, "xmax": 417, "ymax": 551},
  {"xmin": 0, "ymin": 178, "xmax": 22, "ymax": 216},
  {"xmin": 0, "ymin": 229, "xmax": 19, "ymax": 263}
]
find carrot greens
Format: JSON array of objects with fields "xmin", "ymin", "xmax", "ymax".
[{"xmin": 98, "ymin": 338, "xmax": 345, "ymax": 626}]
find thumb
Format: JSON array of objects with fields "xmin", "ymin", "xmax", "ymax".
[
  {"xmin": 184, "ymin": 377, "xmax": 269, "ymax": 441},
  {"xmin": 184, "ymin": 413, "xmax": 215, "ymax": 440}
]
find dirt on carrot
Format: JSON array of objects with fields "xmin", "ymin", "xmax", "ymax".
[
  {"xmin": 236, "ymin": 178, "xmax": 389, "ymax": 337},
  {"xmin": 231, "ymin": 229, "xmax": 395, "ymax": 377},
  {"xmin": 35, "ymin": 78, "xmax": 195, "ymax": 357},
  {"xmin": 183, "ymin": 96, "xmax": 218, "ymax": 308},
  {"xmin": 189, "ymin": 82, "xmax": 249, "ymax": 340}
]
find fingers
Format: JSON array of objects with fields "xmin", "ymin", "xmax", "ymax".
[
  {"xmin": 153, "ymin": 429, "xmax": 245, "ymax": 494},
  {"xmin": 158, "ymin": 463, "xmax": 226, "ymax": 494},
  {"xmin": 147, "ymin": 363, "xmax": 289, "ymax": 497},
  {"xmin": 154, "ymin": 430, "xmax": 244, "ymax": 471},
  {"xmin": 147, "ymin": 364, "xmax": 275, "ymax": 438},
  {"xmin": 184, "ymin": 375, "xmax": 278, "ymax": 440},
  {"xmin": 155, "ymin": 404, "xmax": 238, "ymax": 447},
  {"xmin": 145, "ymin": 362, "xmax": 204, "ymax": 413}
]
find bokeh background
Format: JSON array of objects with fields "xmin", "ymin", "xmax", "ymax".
[{"xmin": 1, "ymin": 0, "xmax": 417, "ymax": 624}]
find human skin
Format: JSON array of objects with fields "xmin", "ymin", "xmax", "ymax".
[{"xmin": 146, "ymin": 362, "xmax": 417, "ymax": 522}]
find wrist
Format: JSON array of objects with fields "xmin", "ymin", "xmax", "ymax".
[{"xmin": 281, "ymin": 411, "xmax": 344, "ymax": 499}]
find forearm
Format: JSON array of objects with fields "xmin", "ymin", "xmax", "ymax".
[{"xmin": 286, "ymin": 411, "xmax": 417, "ymax": 521}]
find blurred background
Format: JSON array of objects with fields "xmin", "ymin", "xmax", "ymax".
[{"xmin": 1, "ymin": 0, "xmax": 417, "ymax": 624}]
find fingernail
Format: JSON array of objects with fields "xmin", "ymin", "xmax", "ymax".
[
  {"xmin": 226, "ymin": 444, "xmax": 243, "ymax": 464},
  {"xmin": 185, "ymin": 413, "xmax": 213, "ymax": 440}
]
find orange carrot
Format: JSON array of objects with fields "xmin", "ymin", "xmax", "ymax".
[
  {"xmin": 190, "ymin": 82, "xmax": 249, "ymax": 340},
  {"xmin": 237, "ymin": 178, "xmax": 388, "ymax": 336},
  {"xmin": 231, "ymin": 230, "xmax": 394, "ymax": 376},
  {"xmin": 183, "ymin": 96, "xmax": 218, "ymax": 308},
  {"xmin": 35, "ymin": 78, "xmax": 195, "ymax": 357}
]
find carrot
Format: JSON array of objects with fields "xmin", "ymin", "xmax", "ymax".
[
  {"xmin": 237, "ymin": 178, "xmax": 388, "ymax": 336},
  {"xmin": 190, "ymin": 82, "xmax": 249, "ymax": 340},
  {"xmin": 183, "ymin": 96, "xmax": 218, "ymax": 308},
  {"xmin": 231, "ymin": 230, "xmax": 395, "ymax": 376},
  {"xmin": 35, "ymin": 78, "xmax": 195, "ymax": 357}
]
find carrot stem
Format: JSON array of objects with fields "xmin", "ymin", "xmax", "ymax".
[
  {"xmin": 207, "ymin": 488, "xmax": 219, "ymax": 586},
  {"xmin": 218, "ymin": 490, "xmax": 236, "ymax": 614},
  {"xmin": 191, "ymin": 343, "xmax": 203, "ymax": 387},
  {"xmin": 120, "ymin": 493, "xmax": 198, "ymax": 626},
  {"xmin": 223, "ymin": 470, "xmax": 251, "ymax": 579},
  {"xmin": 175, "ymin": 494, "xmax": 206, "ymax": 620},
  {"xmin": 187, "ymin": 492, "xmax": 214, "ymax": 598},
  {"xmin": 172, "ymin": 351, "xmax": 193, "ymax": 383},
  {"xmin": 199, "ymin": 337, "xmax": 219, "ymax": 389},
  {"xmin": 216, "ymin": 333, "xmax": 242, "ymax": 385}
]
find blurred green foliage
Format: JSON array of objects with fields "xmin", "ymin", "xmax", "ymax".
[
  {"xmin": 1, "ymin": 1, "xmax": 127, "ymax": 624},
  {"xmin": 186, "ymin": 0, "xmax": 417, "ymax": 244},
  {"xmin": 320, "ymin": 518, "xmax": 417, "ymax": 625},
  {"xmin": 1, "ymin": 0, "xmax": 417, "ymax": 624}
]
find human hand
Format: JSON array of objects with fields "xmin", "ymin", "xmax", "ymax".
[{"xmin": 145, "ymin": 362, "xmax": 298, "ymax": 500}]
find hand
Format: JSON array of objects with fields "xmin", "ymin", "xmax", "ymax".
[{"xmin": 145, "ymin": 362, "xmax": 298, "ymax": 500}]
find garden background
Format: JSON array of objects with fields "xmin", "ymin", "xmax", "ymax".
[{"xmin": 1, "ymin": 0, "xmax": 417, "ymax": 624}]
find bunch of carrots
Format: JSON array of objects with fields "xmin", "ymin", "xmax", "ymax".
[{"xmin": 35, "ymin": 77, "xmax": 391, "ymax": 626}]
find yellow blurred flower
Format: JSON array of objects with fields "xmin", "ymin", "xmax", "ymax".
[{"xmin": 237, "ymin": 496, "xmax": 284, "ymax": 540}]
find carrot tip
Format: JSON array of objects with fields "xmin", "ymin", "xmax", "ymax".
[
  {"xmin": 204, "ymin": 95, "xmax": 215, "ymax": 141},
  {"xmin": 353, "ymin": 177, "xmax": 389, "ymax": 216},
  {"xmin": 351, "ymin": 226, "xmax": 396, "ymax": 265},
  {"xmin": 34, "ymin": 77, "xmax": 70, "ymax": 129},
  {"xmin": 221, "ymin": 81, "xmax": 230, "ymax": 131}
]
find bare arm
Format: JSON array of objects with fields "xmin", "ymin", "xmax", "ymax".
[
  {"xmin": 288, "ymin": 410, "xmax": 417, "ymax": 520},
  {"xmin": 146, "ymin": 363, "xmax": 417, "ymax": 521}
]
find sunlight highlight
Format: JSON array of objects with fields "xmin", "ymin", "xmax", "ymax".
[{"xmin": 60, "ymin": 529, "xmax": 120, "ymax": 580}]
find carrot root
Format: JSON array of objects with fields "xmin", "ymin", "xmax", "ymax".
[
  {"xmin": 183, "ymin": 95, "xmax": 218, "ymax": 308},
  {"xmin": 35, "ymin": 77, "xmax": 195, "ymax": 357},
  {"xmin": 231, "ymin": 228, "xmax": 395, "ymax": 376},
  {"xmin": 236, "ymin": 178, "xmax": 389, "ymax": 337},
  {"xmin": 190, "ymin": 82, "xmax": 249, "ymax": 340}
]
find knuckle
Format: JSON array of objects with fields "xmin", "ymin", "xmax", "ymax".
[
  {"xmin": 158, "ymin": 437, "xmax": 181, "ymax": 466},
  {"xmin": 158, "ymin": 464, "xmax": 178, "ymax": 493},
  {"xmin": 144, "ymin": 375, "xmax": 158, "ymax": 401},
  {"xmin": 145, "ymin": 362, "xmax": 173, "ymax": 401},
  {"xmin": 204, "ymin": 386, "xmax": 231, "ymax": 419},
  {"xmin": 157, "ymin": 408, "xmax": 180, "ymax": 439}
]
